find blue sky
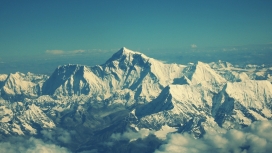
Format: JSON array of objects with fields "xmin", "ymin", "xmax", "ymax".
[{"xmin": 0, "ymin": 0, "xmax": 272, "ymax": 59}]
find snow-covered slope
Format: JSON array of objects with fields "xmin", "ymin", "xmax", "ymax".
[
  {"xmin": 210, "ymin": 60, "xmax": 272, "ymax": 82},
  {"xmin": 133, "ymin": 79, "xmax": 272, "ymax": 136},
  {"xmin": 135, "ymin": 85, "xmax": 212, "ymax": 123},
  {"xmin": 0, "ymin": 74, "xmax": 8, "ymax": 83},
  {"xmin": 187, "ymin": 62, "xmax": 226, "ymax": 91},
  {"xmin": 0, "ymin": 74, "xmax": 8, "ymax": 90},
  {"xmin": 213, "ymin": 80, "xmax": 272, "ymax": 128},
  {"xmin": 42, "ymin": 64, "xmax": 107, "ymax": 98},
  {"xmin": 134, "ymin": 84, "xmax": 219, "ymax": 136},
  {"xmin": 0, "ymin": 100, "xmax": 55, "ymax": 135}
]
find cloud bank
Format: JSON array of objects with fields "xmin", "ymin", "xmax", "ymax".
[{"xmin": 155, "ymin": 120, "xmax": 272, "ymax": 153}]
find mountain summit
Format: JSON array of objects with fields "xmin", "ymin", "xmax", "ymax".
[{"xmin": 105, "ymin": 47, "xmax": 151, "ymax": 68}]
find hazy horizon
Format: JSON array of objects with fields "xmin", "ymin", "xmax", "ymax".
[
  {"xmin": 0, "ymin": 45, "xmax": 272, "ymax": 75},
  {"xmin": 1, "ymin": 1, "xmax": 272, "ymax": 72}
]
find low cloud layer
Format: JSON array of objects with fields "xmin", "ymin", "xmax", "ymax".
[
  {"xmin": 0, "ymin": 137, "xmax": 70, "ymax": 153},
  {"xmin": 155, "ymin": 120, "xmax": 272, "ymax": 153}
]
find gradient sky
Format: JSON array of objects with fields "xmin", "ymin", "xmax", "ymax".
[{"xmin": 1, "ymin": 0, "xmax": 272, "ymax": 58}]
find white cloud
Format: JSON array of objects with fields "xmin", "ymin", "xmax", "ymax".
[
  {"xmin": 0, "ymin": 137, "xmax": 71, "ymax": 153},
  {"xmin": 191, "ymin": 44, "xmax": 197, "ymax": 49},
  {"xmin": 45, "ymin": 49, "xmax": 85, "ymax": 55},
  {"xmin": 70, "ymin": 49, "xmax": 85, "ymax": 54},
  {"xmin": 41, "ymin": 128, "xmax": 75, "ymax": 144},
  {"xmin": 46, "ymin": 50, "xmax": 65, "ymax": 55},
  {"xmin": 155, "ymin": 120, "xmax": 272, "ymax": 153},
  {"xmin": 222, "ymin": 48, "xmax": 237, "ymax": 51},
  {"xmin": 111, "ymin": 128, "xmax": 152, "ymax": 141}
]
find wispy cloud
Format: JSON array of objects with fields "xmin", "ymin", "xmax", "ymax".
[
  {"xmin": 45, "ymin": 49, "xmax": 85, "ymax": 55},
  {"xmin": 222, "ymin": 47, "xmax": 237, "ymax": 51},
  {"xmin": 45, "ymin": 50, "xmax": 65, "ymax": 55},
  {"xmin": 191, "ymin": 44, "xmax": 197, "ymax": 49},
  {"xmin": 70, "ymin": 50, "xmax": 85, "ymax": 54}
]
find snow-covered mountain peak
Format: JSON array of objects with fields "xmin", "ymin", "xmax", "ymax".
[
  {"xmin": 0, "ymin": 74, "xmax": 8, "ymax": 82},
  {"xmin": 182, "ymin": 61, "xmax": 227, "ymax": 92},
  {"xmin": 56, "ymin": 64, "xmax": 87, "ymax": 74},
  {"xmin": 0, "ymin": 72, "xmax": 46, "ymax": 100},
  {"xmin": 0, "ymin": 74, "xmax": 8, "ymax": 89},
  {"xmin": 135, "ymin": 84, "xmax": 214, "ymax": 131},
  {"xmin": 110, "ymin": 47, "xmax": 144, "ymax": 58},
  {"xmin": 136, "ymin": 84, "xmax": 210, "ymax": 116},
  {"xmin": 50, "ymin": 64, "xmax": 95, "ymax": 83},
  {"xmin": 39, "ymin": 48, "xmax": 185, "ymax": 99},
  {"xmin": 120, "ymin": 47, "xmax": 146, "ymax": 57},
  {"xmin": 105, "ymin": 47, "xmax": 151, "ymax": 67},
  {"xmin": 210, "ymin": 60, "xmax": 234, "ymax": 69},
  {"xmin": 42, "ymin": 64, "xmax": 107, "ymax": 97},
  {"xmin": 120, "ymin": 47, "xmax": 138, "ymax": 54},
  {"xmin": 167, "ymin": 84, "xmax": 212, "ymax": 111}
]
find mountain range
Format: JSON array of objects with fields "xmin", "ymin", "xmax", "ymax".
[{"xmin": 0, "ymin": 47, "xmax": 271, "ymax": 153}]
